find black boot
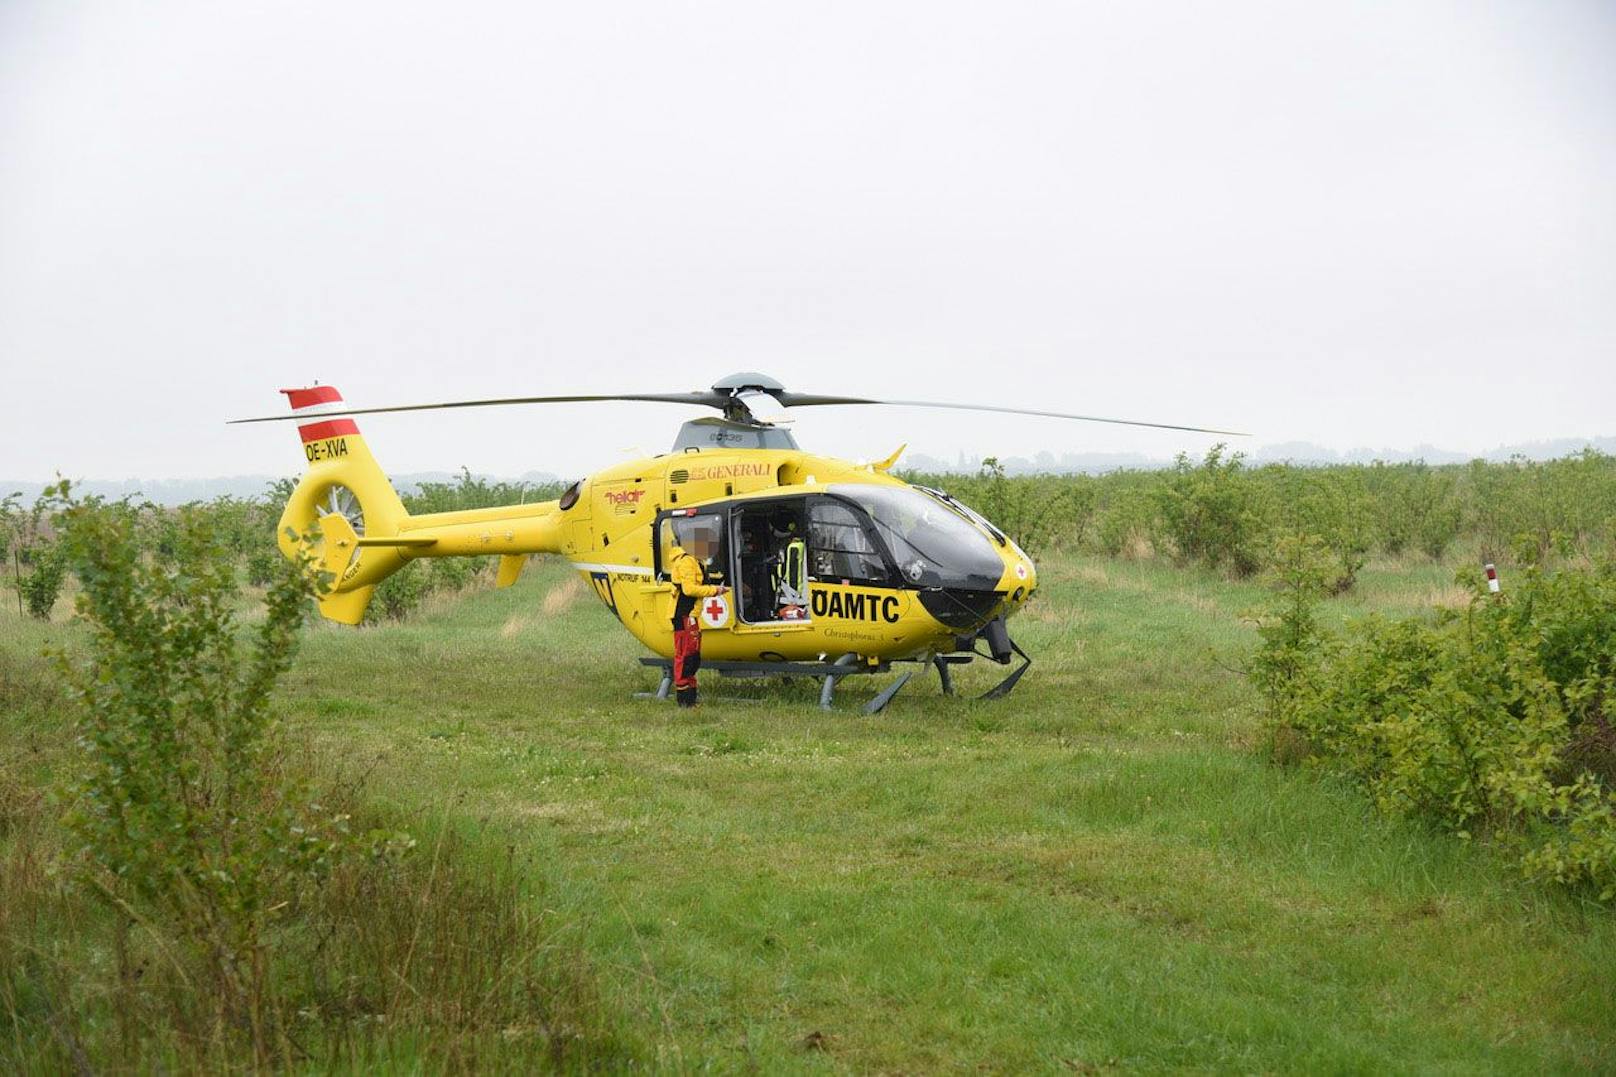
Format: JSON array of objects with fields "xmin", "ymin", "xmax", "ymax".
[{"xmin": 676, "ymin": 686, "xmax": 698, "ymax": 708}]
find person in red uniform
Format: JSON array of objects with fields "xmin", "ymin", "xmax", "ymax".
[{"xmin": 667, "ymin": 523, "xmax": 727, "ymax": 708}]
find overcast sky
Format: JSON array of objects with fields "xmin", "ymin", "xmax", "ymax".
[{"xmin": 2, "ymin": 1, "xmax": 1612, "ymax": 481}]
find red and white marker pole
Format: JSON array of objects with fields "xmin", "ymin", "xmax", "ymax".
[{"xmin": 1484, "ymin": 563, "xmax": 1500, "ymax": 594}]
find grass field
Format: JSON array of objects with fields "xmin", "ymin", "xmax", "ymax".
[{"xmin": 6, "ymin": 551, "xmax": 1616, "ymax": 1071}]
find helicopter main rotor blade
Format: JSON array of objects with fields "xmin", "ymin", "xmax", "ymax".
[
  {"xmin": 227, "ymin": 391, "xmax": 727, "ymax": 425},
  {"xmin": 775, "ymin": 393, "xmax": 1248, "ymax": 437},
  {"xmin": 227, "ymin": 374, "xmax": 1246, "ymax": 436}
]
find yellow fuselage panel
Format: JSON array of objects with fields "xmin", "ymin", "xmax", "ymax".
[
  {"xmin": 580, "ymin": 569, "xmax": 952, "ymax": 663},
  {"xmin": 552, "ymin": 449, "xmax": 900, "ymax": 575}
]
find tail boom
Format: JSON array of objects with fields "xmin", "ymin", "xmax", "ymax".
[{"xmin": 273, "ymin": 384, "xmax": 562, "ymax": 624}]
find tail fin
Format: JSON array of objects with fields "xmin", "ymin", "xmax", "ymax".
[{"xmin": 275, "ymin": 386, "xmax": 411, "ymax": 624}]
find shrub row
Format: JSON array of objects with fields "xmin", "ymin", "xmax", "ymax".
[
  {"xmin": 2, "ymin": 470, "xmax": 537, "ymax": 624},
  {"xmin": 10, "ymin": 452, "xmax": 1614, "ymax": 622},
  {"xmin": 400, "ymin": 467, "xmax": 566, "ymax": 515},
  {"xmin": 363, "ymin": 555, "xmax": 498, "ymax": 624},
  {"xmin": 1250, "ymin": 540, "xmax": 1616, "ymax": 900},
  {"xmin": 906, "ymin": 447, "xmax": 1616, "ymax": 586}
]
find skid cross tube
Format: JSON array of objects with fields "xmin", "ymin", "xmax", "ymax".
[
  {"xmin": 819, "ymin": 653, "xmax": 861, "ymax": 709},
  {"xmin": 862, "ymin": 669, "xmax": 914, "ymax": 715},
  {"xmin": 931, "ymin": 654, "xmax": 971, "ymax": 696}
]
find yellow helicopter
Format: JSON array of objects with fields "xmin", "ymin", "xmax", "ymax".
[{"xmin": 232, "ymin": 374, "xmax": 1240, "ymax": 712}]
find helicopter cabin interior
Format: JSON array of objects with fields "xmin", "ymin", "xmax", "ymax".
[
  {"xmin": 654, "ymin": 492, "xmax": 926, "ymax": 629},
  {"xmin": 656, "ymin": 500, "xmax": 803, "ymax": 628}
]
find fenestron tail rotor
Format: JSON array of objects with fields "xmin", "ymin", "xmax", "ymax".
[
  {"xmin": 322, "ymin": 483, "xmax": 365, "ymax": 537},
  {"xmin": 228, "ymin": 371, "xmax": 1247, "ymax": 437}
]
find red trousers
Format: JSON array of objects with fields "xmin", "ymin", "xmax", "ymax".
[{"xmin": 672, "ymin": 617, "xmax": 702, "ymax": 689}]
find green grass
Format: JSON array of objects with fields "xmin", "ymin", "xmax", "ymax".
[{"xmin": 6, "ymin": 553, "xmax": 1616, "ymax": 1071}]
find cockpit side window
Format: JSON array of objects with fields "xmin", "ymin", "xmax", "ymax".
[
  {"xmin": 808, "ymin": 499, "xmax": 891, "ymax": 585},
  {"xmin": 657, "ymin": 512, "xmax": 728, "ymax": 583}
]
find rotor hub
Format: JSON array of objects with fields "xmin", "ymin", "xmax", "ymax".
[
  {"xmin": 710, "ymin": 371, "xmax": 786, "ymax": 396},
  {"xmin": 710, "ymin": 372, "xmax": 787, "ymax": 423}
]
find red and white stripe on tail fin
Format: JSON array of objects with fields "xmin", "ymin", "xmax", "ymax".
[{"xmin": 281, "ymin": 386, "xmax": 359, "ymax": 444}]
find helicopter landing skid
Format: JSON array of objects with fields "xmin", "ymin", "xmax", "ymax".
[
  {"xmin": 929, "ymin": 647, "xmax": 1030, "ymax": 701},
  {"xmin": 975, "ymin": 636, "xmax": 1032, "ymax": 700},
  {"xmin": 635, "ymin": 634, "xmax": 1029, "ymax": 713},
  {"xmin": 636, "ymin": 655, "xmax": 913, "ymax": 714},
  {"xmin": 948, "ymin": 616, "xmax": 1033, "ymax": 701}
]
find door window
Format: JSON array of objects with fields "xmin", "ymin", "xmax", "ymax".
[{"xmin": 657, "ymin": 512, "xmax": 728, "ymax": 585}]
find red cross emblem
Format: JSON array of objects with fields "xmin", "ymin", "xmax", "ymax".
[{"xmin": 700, "ymin": 594, "xmax": 729, "ymax": 627}]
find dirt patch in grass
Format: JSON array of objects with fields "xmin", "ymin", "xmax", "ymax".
[
  {"xmin": 1076, "ymin": 564, "xmax": 1111, "ymax": 586},
  {"xmin": 542, "ymin": 576, "xmax": 586, "ymax": 616},
  {"xmin": 1371, "ymin": 581, "xmax": 1471, "ymax": 610},
  {"xmin": 1172, "ymin": 589, "xmax": 1220, "ymax": 615}
]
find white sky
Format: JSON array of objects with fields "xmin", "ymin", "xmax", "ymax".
[{"xmin": 2, "ymin": 1, "xmax": 1613, "ymax": 481}]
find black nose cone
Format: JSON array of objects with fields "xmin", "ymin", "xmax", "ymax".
[{"xmin": 919, "ymin": 588, "xmax": 1005, "ymax": 631}]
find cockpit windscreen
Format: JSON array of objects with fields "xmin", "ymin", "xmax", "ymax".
[{"xmin": 829, "ymin": 485, "xmax": 1005, "ymax": 591}]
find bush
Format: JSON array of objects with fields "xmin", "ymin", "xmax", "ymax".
[
  {"xmin": 1244, "ymin": 533, "xmax": 1337, "ymax": 735},
  {"xmin": 427, "ymin": 553, "xmax": 490, "ymax": 592},
  {"xmin": 366, "ymin": 561, "xmax": 432, "ymax": 623},
  {"xmin": 1252, "ymin": 552, "xmax": 1616, "ymax": 900},
  {"xmin": 963, "ymin": 458, "xmax": 1095, "ymax": 555},
  {"xmin": 2, "ymin": 485, "xmax": 633, "ymax": 1070},
  {"xmin": 1091, "ymin": 482, "xmax": 1157, "ymax": 558},
  {"xmin": 1465, "ymin": 452, "xmax": 1616, "ymax": 565},
  {"xmin": 1269, "ymin": 468, "xmax": 1373, "ymax": 592},
  {"xmin": 3, "ymin": 491, "xmax": 67, "ymax": 619},
  {"xmin": 402, "ymin": 467, "xmax": 565, "ymax": 514},
  {"xmin": 0, "ymin": 491, "xmax": 21, "ymax": 575},
  {"xmin": 244, "ymin": 546, "xmax": 280, "ymax": 587},
  {"xmin": 899, "ymin": 460, "xmax": 1096, "ymax": 556},
  {"xmin": 1156, "ymin": 445, "xmax": 1266, "ymax": 577},
  {"xmin": 48, "ymin": 483, "xmax": 352, "ymax": 1060},
  {"xmin": 18, "ymin": 544, "xmax": 65, "ymax": 620}
]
